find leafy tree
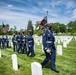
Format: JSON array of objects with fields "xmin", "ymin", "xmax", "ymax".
[
  {"xmin": 0, "ymin": 25, "xmax": 2, "ymax": 35},
  {"xmin": 8, "ymin": 28, "xmax": 14, "ymax": 35},
  {"xmin": 13, "ymin": 26, "xmax": 17, "ymax": 33},
  {"xmin": 67, "ymin": 20, "xmax": 76, "ymax": 34},
  {"xmin": 52, "ymin": 22, "xmax": 66, "ymax": 34},
  {"xmin": 52, "ymin": 22, "xmax": 60, "ymax": 34},
  {"xmin": 27, "ymin": 20, "xmax": 34, "ymax": 35},
  {"xmin": 35, "ymin": 21, "xmax": 40, "ymax": 29},
  {"xmin": 24, "ymin": 28, "xmax": 27, "ymax": 35},
  {"xmin": 59, "ymin": 24, "xmax": 66, "ymax": 33}
]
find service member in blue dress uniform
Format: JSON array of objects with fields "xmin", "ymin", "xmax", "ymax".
[
  {"xmin": 2, "ymin": 35, "xmax": 5, "ymax": 49},
  {"xmin": 22, "ymin": 32, "xmax": 27, "ymax": 54},
  {"xmin": 5, "ymin": 36, "xmax": 9, "ymax": 48},
  {"xmin": 20, "ymin": 32, "xmax": 25, "ymax": 54},
  {"xmin": 16, "ymin": 32, "xmax": 21, "ymax": 53},
  {"xmin": 26, "ymin": 30, "xmax": 34, "ymax": 57},
  {"xmin": 24, "ymin": 34, "xmax": 27, "ymax": 54},
  {"xmin": 12, "ymin": 34, "xmax": 17, "ymax": 52},
  {"xmin": 41, "ymin": 23, "xmax": 59, "ymax": 73}
]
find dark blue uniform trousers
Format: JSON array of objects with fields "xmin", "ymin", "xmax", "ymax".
[
  {"xmin": 13, "ymin": 43, "xmax": 17, "ymax": 52},
  {"xmin": 17, "ymin": 42, "xmax": 21, "ymax": 53},
  {"xmin": 27, "ymin": 46, "xmax": 34, "ymax": 57},
  {"xmin": 21, "ymin": 43, "xmax": 25, "ymax": 53},
  {"xmin": 41, "ymin": 48, "xmax": 56, "ymax": 70}
]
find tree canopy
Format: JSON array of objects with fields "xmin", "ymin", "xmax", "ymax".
[{"xmin": 0, "ymin": 20, "xmax": 76, "ymax": 35}]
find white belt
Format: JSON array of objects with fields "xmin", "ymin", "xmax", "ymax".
[
  {"xmin": 22, "ymin": 39, "xmax": 25, "ymax": 41},
  {"xmin": 46, "ymin": 41, "xmax": 52, "ymax": 43},
  {"xmin": 29, "ymin": 41, "xmax": 32, "ymax": 42}
]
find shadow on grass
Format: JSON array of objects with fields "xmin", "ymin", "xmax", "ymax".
[
  {"xmin": 27, "ymin": 54, "xmax": 36, "ymax": 57},
  {"xmin": 18, "ymin": 65, "xmax": 20, "ymax": 69},
  {"xmin": 40, "ymin": 54, "xmax": 45, "ymax": 56},
  {"xmin": 1, "ymin": 55, "xmax": 3, "ymax": 57},
  {"xmin": 0, "ymin": 54, "xmax": 4, "ymax": 57},
  {"xmin": 43, "ymin": 61, "xmax": 51, "ymax": 69}
]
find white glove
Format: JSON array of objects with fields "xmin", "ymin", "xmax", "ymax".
[
  {"xmin": 46, "ymin": 48, "xmax": 51, "ymax": 53},
  {"xmin": 29, "ymin": 45, "xmax": 30, "ymax": 47}
]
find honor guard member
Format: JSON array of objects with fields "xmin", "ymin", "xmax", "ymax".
[
  {"xmin": 24, "ymin": 35, "xmax": 27, "ymax": 54},
  {"xmin": 0, "ymin": 37, "xmax": 2, "ymax": 48},
  {"xmin": 12, "ymin": 34, "xmax": 17, "ymax": 52},
  {"xmin": 20, "ymin": 32, "xmax": 25, "ymax": 54},
  {"xmin": 2, "ymin": 35, "xmax": 5, "ymax": 48},
  {"xmin": 26, "ymin": 30, "xmax": 34, "ymax": 57},
  {"xmin": 4, "ymin": 36, "xmax": 7, "ymax": 48},
  {"xmin": 22, "ymin": 32, "xmax": 27, "ymax": 54},
  {"xmin": 5, "ymin": 36, "xmax": 9, "ymax": 48},
  {"xmin": 16, "ymin": 32, "xmax": 21, "ymax": 53},
  {"xmin": 41, "ymin": 23, "xmax": 59, "ymax": 73}
]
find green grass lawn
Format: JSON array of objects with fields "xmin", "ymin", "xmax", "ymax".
[{"xmin": 0, "ymin": 37, "xmax": 76, "ymax": 75}]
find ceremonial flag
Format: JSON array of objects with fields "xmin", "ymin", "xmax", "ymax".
[
  {"xmin": 2, "ymin": 23, "xmax": 7, "ymax": 33},
  {"xmin": 39, "ymin": 16, "xmax": 47, "ymax": 30}
]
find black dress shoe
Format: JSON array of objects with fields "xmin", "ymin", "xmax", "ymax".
[{"xmin": 51, "ymin": 69, "xmax": 60, "ymax": 73}]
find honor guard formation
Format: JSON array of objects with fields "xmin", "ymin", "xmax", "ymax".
[
  {"xmin": 0, "ymin": 35, "xmax": 9, "ymax": 49},
  {"xmin": 12, "ymin": 31, "xmax": 35, "ymax": 57},
  {"xmin": 0, "ymin": 30, "xmax": 35, "ymax": 58}
]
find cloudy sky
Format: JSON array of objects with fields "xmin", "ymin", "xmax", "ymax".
[{"xmin": 0, "ymin": 0, "xmax": 76, "ymax": 30}]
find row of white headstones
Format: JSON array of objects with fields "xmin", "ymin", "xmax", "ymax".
[
  {"xmin": 0, "ymin": 52, "xmax": 42, "ymax": 75},
  {"xmin": 33, "ymin": 35, "xmax": 76, "ymax": 55},
  {"xmin": 9, "ymin": 35, "xmax": 75, "ymax": 56},
  {"xmin": 2, "ymin": 35, "xmax": 76, "ymax": 50}
]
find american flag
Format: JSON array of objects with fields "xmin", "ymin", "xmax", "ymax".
[
  {"xmin": 39, "ymin": 16, "xmax": 47, "ymax": 30},
  {"xmin": 2, "ymin": 23, "xmax": 7, "ymax": 33}
]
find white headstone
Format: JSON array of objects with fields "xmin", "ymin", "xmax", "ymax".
[
  {"xmin": 12, "ymin": 54, "xmax": 18, "ymax": 70},
  {"xmin": 11, "ymin": 40, "xmax": 13, "ymax": 47},
  {"xmin": 0, "ymin": 49, "xmax": 1, "ymax": 57},
  {"xmin": 58, "ymin": 39, "xmax": 60, "ymax": 44},
  {"xmin": 31, "ymin": 62, "xmax": 42, "ymax": 75},
  {"xmin": 9, "ymin": 38, "xmax": 11, "ymax": 47},
  {"xmin": 74, "ymin": 36, "xmax": 76, "ymax": 41},
  {"xmin": 57, "ymin": 45, "xmax": 62, "ymax": 55},
  {"xmin": 63, "ymin": 41, "xmax": 67, "ymax": 48}
]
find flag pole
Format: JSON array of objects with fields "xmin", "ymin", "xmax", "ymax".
[
  {"xmin": 2, "ymin": 22, "xmax": 4, "ymax": 35},
  {"xmin": 47, "ymin": 11, "xmax": 48, "ymax": 23}
]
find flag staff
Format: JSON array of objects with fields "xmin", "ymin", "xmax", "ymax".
[{"xmin": 47, "ymin": 11, "xmax": 48, "ymax": 23}]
